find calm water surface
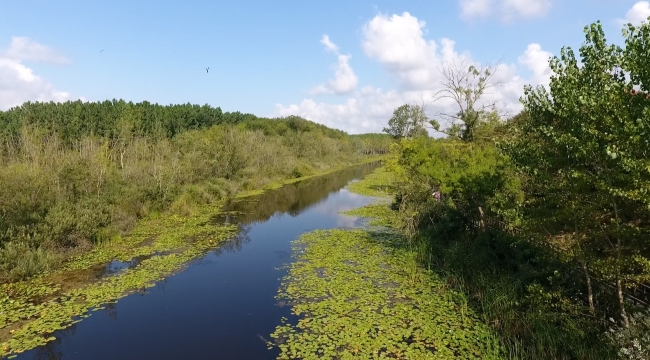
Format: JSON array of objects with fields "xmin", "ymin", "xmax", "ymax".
[{"xmin": 14, "ymin": 163, "xmax": 381, "ymax": 360}]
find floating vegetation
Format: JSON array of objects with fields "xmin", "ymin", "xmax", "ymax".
[
  {"xmin": 345, "ymin": 166, "xmax": 394, "ymax": 198},
  {"xmin": 341, "ymin": 204, "xmax": 397, "ymax": 229},
  {"xmin": 0, "ymin": 223, "xmax": 238, "ymax": 357},
  {"xmin": 270, "ymin": 167, "xmax": 504, "ymax": 359},
  {"xmin": 270, "ymin": 228, "xmax": 504, "ymax": 359}
]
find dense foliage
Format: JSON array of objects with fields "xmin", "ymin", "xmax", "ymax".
[
  {"xmin": 386, "ymin": 19, "xmax": 650, "ymax": 359},
  {"xmin": 382, "ymin": 104, "xmax": 428, "ymax": 139},
  {"xmin": 0, "ymin": 100, "xmax": 347, "ymax": 142},
  {"xmin": 350, "ymin": 133, "xmax": 393, "ymax": 155},
  {"xmin": 0, "ymin": 100, "xmax": 382, "ymax": 282}
]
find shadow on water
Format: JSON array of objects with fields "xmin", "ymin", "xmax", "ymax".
[{"xmin": 11, "ymin": 162, "xmax": 382, "ymax": 360}]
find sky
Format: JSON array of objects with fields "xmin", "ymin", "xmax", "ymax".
[{"xmin": 1, "ymin": 0, "xmax": 649, "ymax": 134}]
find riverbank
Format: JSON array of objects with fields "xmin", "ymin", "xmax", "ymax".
[
  {"xmin": 0, "ymin": 158, "xmax": 383, "ymax": 359},
  {"xmin": 269, "ymin": 167, "xmax": 505, "ymax": 359}
]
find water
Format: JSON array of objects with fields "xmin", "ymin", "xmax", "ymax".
[{"xmin": 14, "ymin": 163, "xmax": 381, "ymax": 360}]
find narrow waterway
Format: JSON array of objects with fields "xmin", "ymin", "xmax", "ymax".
[{"xmin": 13, "ymin": 163, "xmax": 381, "ymax": 360}]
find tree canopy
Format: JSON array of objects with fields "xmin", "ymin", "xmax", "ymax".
[{"xmin": 382, "ymin": 104, "xmax": 428, "ymax": 139}]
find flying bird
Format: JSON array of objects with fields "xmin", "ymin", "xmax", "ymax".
[
  {"xmin": 206, "ymin": 67, "xmax": 209, "ymax": 73},
  {"xmin": 99, "ymin": 49, "xmax": 104, "ymax": 53}
]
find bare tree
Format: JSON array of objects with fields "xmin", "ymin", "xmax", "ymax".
[{"xmin": 428, "ymin": 59, "xmax": 509, "ymax": 142}]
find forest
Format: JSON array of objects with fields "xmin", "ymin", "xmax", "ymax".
[
  {"xmin": 383, "ymin": 20, "xmax": 650, "ymax": 358},
  {"xmin": 0, "ymin": 100, "xmax": 391, "ymax": 282}
]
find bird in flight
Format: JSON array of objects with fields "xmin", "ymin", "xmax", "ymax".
[
  {"xmin": 99, "ymin": 49, "xmax": 104, "ymax": 53},
  {"xmin": 206, "ymin": 67, "xmax": 209, "ymax": 73}
]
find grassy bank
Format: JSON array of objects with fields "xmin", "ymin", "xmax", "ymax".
[{"xmin": 268, "ymin": 167, "xmax": 504, "ymax": 359}]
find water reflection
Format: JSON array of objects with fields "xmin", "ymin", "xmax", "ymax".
[
  {"xmin": 213, "ymin": 162, "xmax": 381, "ymax": 225},
  {"xmin": 12, "ymin": 162, "xmax": 381, "ymax": 360}
]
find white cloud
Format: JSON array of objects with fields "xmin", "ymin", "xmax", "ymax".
[
  {"xmin": 276, "ymin": 12, "xmax": 553, "ymax": 134},
  {"xmin": 310, "ymin": 54, "xmax": 358, "ymax": 95},
  {"xmin": 460, "ymin": 0, "xmax": 552, "ymax": 22},
  {"xmin": 0, "ymin": 37, "xmax": 75, "ymax": 110},
  {"xmin": 459, "ymin": 0, "xmax": 493, "ymax": 19},
  {"xmin": 2, "ymin": 36, "xmax": 70, "ymax": 65},
  {"xmin": 310, "ymin": 36, "xmax": 358, "ymax": 95},
  {"xmin": 320, "ymin": 35, "xmax": 339, "ymax": 53},
  {"xmin": 617, "ymin": 1, "xmax": 650, "ymax": 26},
  {"xmin": 518, "ymin": 43, "xmax": 553, "ymax": 87}
]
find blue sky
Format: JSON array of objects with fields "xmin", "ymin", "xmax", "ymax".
[{"xmin": 1, "ymin": 0, "xmax": 649, "ymax": 133}]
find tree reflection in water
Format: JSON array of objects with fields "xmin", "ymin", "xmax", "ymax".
[{"xmin": 214, "ymin": 162, "xmax": 381, "ymax": 226}]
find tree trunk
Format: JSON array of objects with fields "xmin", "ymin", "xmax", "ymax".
[
  {"xmin": 582, "ymin": 261, "xmax": 595, "ymax": 314},
  {"xmin": 611, "ymin": 188, "xmax": 629, "ymax": 327},
  {"xmin": 616, "ymin": 277, "xmax": 629, "ymax": 327}
]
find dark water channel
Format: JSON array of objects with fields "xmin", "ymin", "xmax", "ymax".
[{"xmin": 13, "ymin": 163, "xmax": 381, "ymax": 360}]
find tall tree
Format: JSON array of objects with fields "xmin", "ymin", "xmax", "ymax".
[
  {"xmin": 383, "ymin": 104, "xmax": 428, "ymax": 139},
  {"xmin": 429, "ymin": 60, "xmax": 506, "ymax": 142},
  {"xmin": 506, "ymin": 20, "xmax": 650, "ymax": 327}
]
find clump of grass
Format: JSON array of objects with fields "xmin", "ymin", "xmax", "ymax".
[{"xmin": 0, "ymin": 243, "xmax": 62, "ymax": 283}]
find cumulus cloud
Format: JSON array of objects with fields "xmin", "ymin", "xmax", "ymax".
[
  {"xmin": 0, "ymin": 36, "xmax": 74, "ymax": 110},
  {"xmin": 460, "ymin": 0, "xmax": 552, "ymax": 22},
  {"xmin": 518, "ymin": 43, "xmax": 554, "ymax": 86},
  {"xmin": 276, "ymin": 12, "xmax": 553, "ymax": 134},
  {"xmin": 2, "ymin": 36, "xmax": 70, "ymax": 65},
  {"xmin": 310, "ymin": 35, "xmax": 358, "ymax": 95},
  {"xmin": 617, "ymin": 1, "xmax": 650, "ymax": 26}
]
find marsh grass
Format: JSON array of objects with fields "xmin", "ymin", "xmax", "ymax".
[{"xmin": 417, "ymin": 233, "xmax": 614, "ymax": 359}]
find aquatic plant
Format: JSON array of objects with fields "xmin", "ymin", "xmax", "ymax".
[
  {"xmin": 270, "ymin": 228, "xmax": 503, "ymax": 359},
  {"xmin": 345, "ymin": 166, "xmax": 394, "ymax": 198}
]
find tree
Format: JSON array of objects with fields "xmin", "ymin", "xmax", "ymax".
[
  {"xmin": 506, "ymin": 20, "xmax": 650, "ymax": 327},
  {"xmin": 383, "ymin": 104, "xmax": 428, "ymax": 139},
  {"xmin": 429, "ymin": 60, "xmax": 507, "ymax": 142}
]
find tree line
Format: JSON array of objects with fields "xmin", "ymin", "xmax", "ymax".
[
  {"xmin": 386, "ymin": 19, "xmax": 650, "ymax": 359},
  {"xmin": 0, "ymin": 100, "xmax": 349, "ymax": 143}
]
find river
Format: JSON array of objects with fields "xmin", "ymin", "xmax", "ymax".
[{"xmin": 12, "ymin": 163, "xmax": 381, "ymax": 360}]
